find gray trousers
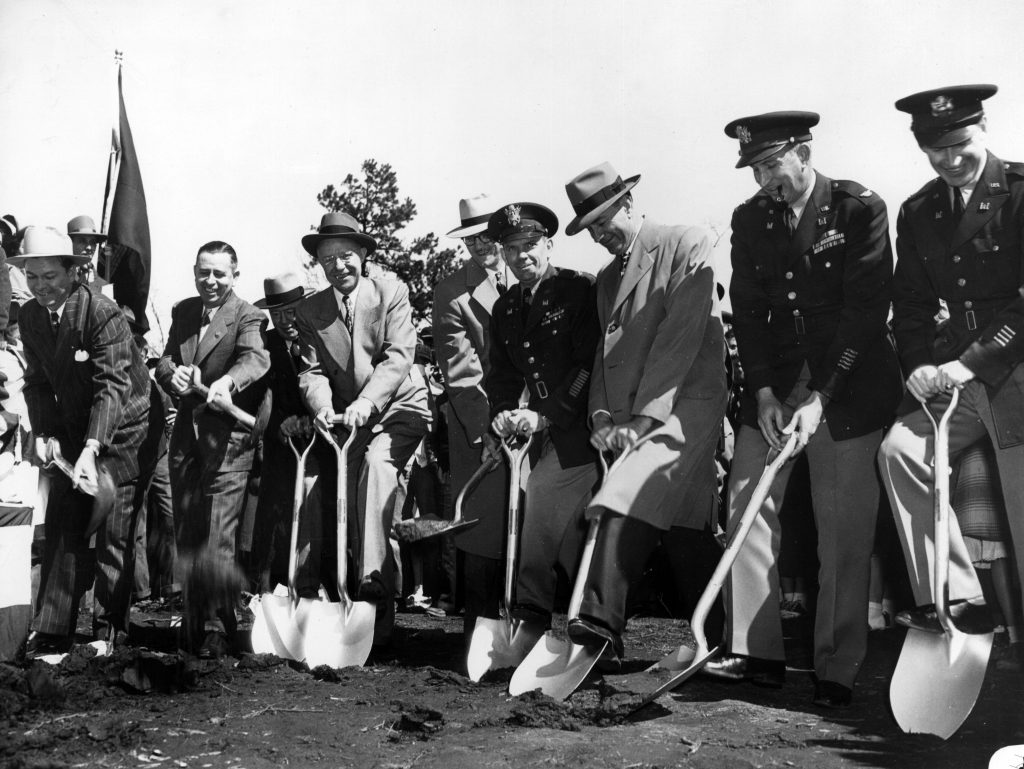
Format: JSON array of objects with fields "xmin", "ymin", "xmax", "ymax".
[
  {"xmin": 723, "ymin": 382, "xmax": 881, "ymax": 688},
  {"xmin": 878, "ymin": 382, "xmax": 1024, "ymax": 607}
]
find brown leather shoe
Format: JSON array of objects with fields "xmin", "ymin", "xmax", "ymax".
[{"xmin": 701, "ymin": 654, "xmax": 785, "ymax": 688}]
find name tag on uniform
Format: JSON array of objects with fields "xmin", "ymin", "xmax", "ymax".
[{"xmin": 813, "ymin": 229, "xmax": 845, "ymax": 254}]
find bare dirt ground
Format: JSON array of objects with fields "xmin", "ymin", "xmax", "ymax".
[{"xmin": 2, "ymin": 608, "xmax": 1022, "ymax": 769}]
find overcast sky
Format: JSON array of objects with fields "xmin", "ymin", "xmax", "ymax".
[{"xmin": 3, "ymin": 0, "xmax": 1024, "ymax": 344}]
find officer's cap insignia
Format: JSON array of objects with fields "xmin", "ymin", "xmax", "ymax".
[
  {"xmin": 505, "ymin": 204, "xmax": 522, "ymax": 226},
  {"xmin": 930, "ymin": 95, "xmax": 954, "ymax": 117},
  {"xmin": 736, "ymin": 125, "xmax": 752, "ymax": 144},
  {"xmin": 860, "ymin": 190, "xmax": 873, "ymax": 197}
]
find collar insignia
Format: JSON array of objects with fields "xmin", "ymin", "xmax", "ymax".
[
  {"xmin": 930, "ymin": 95, "xmax": 954, "ymax": 117},
  {"xmin": 980, "ymin": 201, "xmax": 991, "ymax": 210}
]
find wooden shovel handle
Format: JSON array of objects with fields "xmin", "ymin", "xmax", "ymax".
[{"xmin": 190, "ymin": 382, "xmax": 257, "ymax": 431}]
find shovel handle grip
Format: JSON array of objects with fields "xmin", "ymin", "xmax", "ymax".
[{"xmin": 190, "ymin": 382, "xmax": 257, "ymax": 431}]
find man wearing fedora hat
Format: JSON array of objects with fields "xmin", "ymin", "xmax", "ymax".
[
  {"xmin": 562, "ymin": 162, "xmax": 728, "ymax": 665},
  {"xmin": 156, "ymin": 240, "xmax": 270, "ymax": 657},
  {"xmin": 880, "ymin": 85, "xmax": 1024, "ymax": 644},
  {"xmin": 250, "ymin": 272, "xmax": 323, "ymax": 594},
  {"xmin": 295, "ymin": 212, "xmax": 430, "ymax": 645},
  {"xmin": 13, "ymin": 226, "xmax": 162, "ymax": 657},
  {"xmin": 432, "ymin": 195, "xmax": 513, "ymax": 637},
  {"xmin": 709, "ymin": 113, "xmax": 900, "ymax": 708},
  {"xmin": 484, "ymin": 202, "xmax": 600, "ymax": 642}
]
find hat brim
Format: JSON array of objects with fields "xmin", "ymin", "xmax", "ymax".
[
  {"xmin": 69, "ymin": 233, "xmax": 107, "ymax": 242},
  {"xmin": 8, "ymin": 252, "xmax": 91, "ymax": 269},
  {"xmin": 445, "ymin": 221, "xmax": 490, "ymax": 239},
  {"xmin": 916, "ymin": 124, "xmax": 978, "ymax": 149},
  {"xmin": 564, "ymin": 175, "xmax": 640, "ymax": 236},
  {"xmin": 254, "ymin": 286, "xmax": 316, "ymax": 309},
  {"xmin": 735, "ymin": 142, "xmax": 791, "ymax": 169},
  {"xmin": 301, "ymin": 232, "xmax": 378, "ymax": 258}
]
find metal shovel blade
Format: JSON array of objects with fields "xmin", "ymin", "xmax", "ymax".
[
  {"xmin": 249, "ymin": 588, "xmax": 294, "ymax": 659},
  {"xmin": 301, "ymin": 594, "xmax": 377, "ymax": 669},
  {"xmin": 649, "ymin": 642, "xmax": 698, "ymax": 672},
  {"xmin": 635, "ymin": 644, "xmax": 722, "ymax": 710},
  {"xmin": 508, "ymin": 634, "xmax": 606, "ymax": 700},
  {"xmin": 467, "ymin": 617, "xmax": 544, "ymax": 682},
  {"xmin": 890, "ymin": 627, "xmax": 992, "ymax": 739}
]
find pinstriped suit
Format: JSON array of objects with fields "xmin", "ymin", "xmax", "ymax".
[
  {"xmin": 22, "ymin": 284, "xmax": 161, "ymax": 639},
  {"xmin": 156, "ymin": 291, "xmax": 270, "ymax": 642}
]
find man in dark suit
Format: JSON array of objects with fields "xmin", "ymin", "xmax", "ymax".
[
  {"xmin": 880, "ymin": 85, "xmax": 1024, "ymax": 639},
  {"xmin": 705, "ymin": 113, "xmax": 901, "ymax": 708},
  {"xmin": 484, "ymin": 202, "xmax": 600, "ymax": 634},
  {"xmin": 156, "ymin": 241, "xmax": 270, "ymax": 657},
  {"xmin": 562, "ymin": 163, "xmax": 728, "ymax": 665},
  {"xmin": 14, "ymin": 226, "xmax": 161, "ymax": 657},
  {"xmin": 294, "ymin": 212, "xmax": 431, "ymax": 645},
  {"xmin": 432, "ymin": 195, "xmax": 511, "ymax": 638}
]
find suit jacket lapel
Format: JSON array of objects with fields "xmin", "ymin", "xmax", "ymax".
[
  {"xmin": 52, "ymin": 286, "xmax": 85, "ymax": 381},
  {"xmin": 787, "ymin": 174, "xmax": 830, "ymax": 264},
  {"xmin": 612, "ymin": 224, "xmax": 655, "ymax": 315},
  {"xmin": 950, "ymin": 153, "xmax": 1008, "ymax": 250},
  {"xmin": 194, "ymin": 293, "xmax": 239, "ymax": 365},
  {"xmin": 313, "ymin": 288, "xmax": 352, "ymax": 363},
  {"xmin": 467, "ymin": 260, "xmax": 499, "ymax": 316}
]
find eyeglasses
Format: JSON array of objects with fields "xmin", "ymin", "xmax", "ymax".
[{"xmin": 464, "ymin": 233, "xmax": 495, "ymax": 247}]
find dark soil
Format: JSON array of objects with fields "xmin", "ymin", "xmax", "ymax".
[{"xmin": 2, "ymin": 609, "xmax": 1022, "ymax": 768}]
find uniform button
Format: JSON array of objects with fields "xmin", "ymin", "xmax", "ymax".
[
  {"xmin": 785, "ymin": 271, "xmax": 793, "ymax": 279},
  {"xmin": 787, "ymin": 291, "xmax": 796, "ymax": 300},
  {"xmin": 552, "ymin": 330, "xmax": 558, "ymax": 335},
  {"xmin": 957, "ymin": 278, "xmax": 966, "ymax": 287},
  {"xmin": 792, "ymin": 309, "xmax": 801, "ymax": 317},
  {"xmin": 952, "ymin": 255, "xmax": 961, "ymax": 263},
  {"xmin": 994, "ymin": 245, "xmax": 1000, "ymax": 251},
  {"xmin": 532, "ymin": 373, "xmax": 540, "ymax": 379},
  {"xmin": 523, "ymin": 341, "xmax": 531, "ymax": 349},
  {"xmin": 964, "ymin": 300, "xmax": 973, "ymax": 309},
  {"xmin": 528, "ymin": 357, "xmax": 535, "ymax": 363}
]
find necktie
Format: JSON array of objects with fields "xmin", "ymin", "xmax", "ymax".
[
  {"xmin": 952, "ymin": 188, "xmax": 966, "ymax": 221},
  {"xmin": 200, "ymin": 310, "xmax": 211, "ymax": 327},
  {"xmin": 785, "ymin": 206, "xmax": 798, "ymax": 237},
  {"xmin": 495, "ymin": 275, "xmax": 507, "ymax": 295},
  {"xmin": 520, "ymin": 287, "xmax": 532, "ymax": 324},
  {"xmin": 342, "ymin": 294, "xmax": 353, "ymax": 333},
  {"xmin": 619, "ymin": 252, "xmax": 630, "ymax": 278},
  {"xmin": 49, "ymin": 311, "xmax": 60, "ymax": 337}
]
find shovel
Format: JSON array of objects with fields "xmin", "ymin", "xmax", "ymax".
[
  {"xmin": 43, "ymin": 440, "xmax": 117, "ymax": 537},
  {"xmin": 634, "ymin": 432, "xmax": 798, "ymax": 711},
  {"xmin": 508, "ymin": 449, "xmax": 632, "ymax": 700},
  {"xmin": 188, "ymin": 369, "xmax": 257, "ymax": 431},
  {"xmin": 467, "ymin": 434, "xmax": 544, "ymax": 681},
  {"xmin": 393, "ymin": 456, "xmax": 495, "ymax": 544},
  {"xmin": 250, "ymin": 431, "xmax": 319, "ymax": 660},
  {"xmin": 890, "ymin": 388, "xmax": 993, "ymax": 739},
  {"xmin": 301, "ymin": 423, "xmax": 376, "ymax": 669}
]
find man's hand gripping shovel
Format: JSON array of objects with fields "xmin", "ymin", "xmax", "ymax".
[
  {"xmin": 633, "ymin": 431, "xmax": 798, "ymax": 713},
  {"xmin": 508, "ymin": 446, "xmax": 634, "ymax": 700},
  {"xmin": 250, "ymin": 432, "xmax": 319, "ymax": 661},
  {"xmin": 466, "ymin": 433, "xmax": 544, "ymax": 681},
  {"xmin": 889, "ymin": 388, "xmax": 993, "ymax": 739}
]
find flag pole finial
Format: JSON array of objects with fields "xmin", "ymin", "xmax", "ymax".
[{"xmin": 114, "ymin": 50, "xmax": 123, "ymax": 65}]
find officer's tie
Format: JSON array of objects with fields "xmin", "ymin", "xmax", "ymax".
[
  {"xmin": 49, "ymin": 311, "xmax": 60, "ymax": 338},
  {"xmin": 341, "ymin": 293, "xmax": 354, "ymax": 334},
  {"xmin": 951, "ymin": 187, "xmax": 966, "ymax": 222},
  {"xmin": 495, "ymin": 274, "xmax": 507, "ymax": 295},
  {"xmin": 785, "ymin": 206, "xmax": 799, "ymax": 237}
]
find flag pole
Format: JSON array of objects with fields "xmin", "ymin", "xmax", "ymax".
[{"xmin": 100, "ymin": 50, "xmax": 123, "ymax": 283}]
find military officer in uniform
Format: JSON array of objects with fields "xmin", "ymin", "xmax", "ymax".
[
  {"xmin": 484, "ymin": 202, "xmax": 600, "ymax": 632},
  {"xmin": 880, "ymin": 85, "xmax": 1024, "ymax": 638},
  {"xmin": 432, "ymin": 195, "xmax": 511, "ymax": 640},
  {"xmin": 704, "ymin": 113, "xmax": 901, "ymax": 709}
]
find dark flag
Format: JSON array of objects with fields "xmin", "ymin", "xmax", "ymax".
[{"xmin": 100, "ymin": 60, "xmax": 151, "ymax": 333}]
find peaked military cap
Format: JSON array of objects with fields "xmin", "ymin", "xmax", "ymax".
[
  {"xmin": 724, "ymin": 111, "xmax": 820, "ymax": 168},
  {"xmin": 894, "ymin": 84, "xmax": 997, "ymax": 148},
  {"xmin": 487, "ymin": 202, "xmax": 559, "ymax": 243}
]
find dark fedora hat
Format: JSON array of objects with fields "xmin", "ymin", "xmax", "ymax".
[
  {"xmin": 564, "ymin": 162, "xmax": 640, "ymax": 236},
  {"xmin": 67, "ymin": 215, "xmax": 107, "ymax": 242},
  {"xmin": 254, "ymin": 271, "xmax": 315, "ymax": 309},
  {"xmin": 301, "ymin": 212, "xmax": 378, "ymax": 257}
]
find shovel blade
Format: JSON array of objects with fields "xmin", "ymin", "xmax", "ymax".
[
  {"xmin": 466, "ymin": 617, "xmax": 544, "ymax": 682},
  {"xmin": 301, "ymin": 599, "xmax": 376, "ymax": 669},
  {"xmin": 633, "ymin": 645, "xmax": 721, "ymax": 712},
  {"xmin": 890, "ymin": 628, "xmax": 992, "ymax": 739},
  {"xmin": 647, "ymin": 643, "xmax": 698, "ymax": 672},
  {"xmin": 508, "ymin": 632, "xmax": 605, "ymax": 700},
  {"xmin": 249, "ymin": 593, "xmax": 295, "ymax": 660}
]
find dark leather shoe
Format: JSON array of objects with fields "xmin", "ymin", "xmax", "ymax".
[
  {"xmin": 198, "ymin": 630, "xmax": 231, "ymax": 660},
  {"xmin": 356, "ymin": 577, "xmax": 389, "ymax": 603},
  {"xmin": 813, "ymin": 680, "xmax": 852, "ymax": 709},
  {"xmin": 896, "ymin": 601, "xmax": 994, "ymax": 635},
  {"xmin": 25, "ymin": 632, "xmax": 72, "ymax": 659},
  {"xmin": 566, "ymin": 617, "xmax": 624, "ymax": 659},
  {"xmin": 701, "ymin": 654, "xmax": 785, "ymax": 688}
]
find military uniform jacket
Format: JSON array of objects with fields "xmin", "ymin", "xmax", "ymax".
[
  {"xmin": 730, "ymin": 172, "xmax": 901, "ymax": 440},
  {"xmin": 22, "ymin": 284, "xmax": 156, "ymax": 484},
  {"xmin": 487, "ymin": 268, "xmax": 599, "ymax": 469},
  {"xmin": 893, "ymin": 151, "xmax": 1024, "ymax": 447}
]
